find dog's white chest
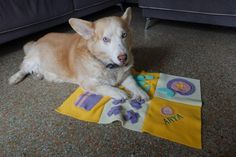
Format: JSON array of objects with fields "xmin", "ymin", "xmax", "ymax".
[{"xmin": 102, "ymin": 67, "xmax": 130, "ymax": 86}]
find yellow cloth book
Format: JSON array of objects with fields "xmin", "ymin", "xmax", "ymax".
[{"xmin": 56, "ymin": 72, "xmax": 202, "ymax": 149}]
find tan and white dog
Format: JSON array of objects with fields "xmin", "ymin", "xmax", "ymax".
[{"xmin": 9, "ymin": 8, "xmax": 149, "ymax": 100}]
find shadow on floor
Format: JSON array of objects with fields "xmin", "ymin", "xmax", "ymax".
[{"xmin": 133, "ymin": 46, "xmax": 172, "ymax": 71}]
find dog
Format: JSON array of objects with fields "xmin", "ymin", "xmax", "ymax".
[{"xmin": 9, "ymin": 7, "xmax": 149, "ymax": 101}]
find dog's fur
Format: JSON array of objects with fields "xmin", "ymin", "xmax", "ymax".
[{"xmin": 9, "ymin": 8, "xmax": 149, "ymax": 100}]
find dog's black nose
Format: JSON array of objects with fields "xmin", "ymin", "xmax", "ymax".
[{"xmin": 118, "ymin": 54, "xmax": 127, "ymax": 63}]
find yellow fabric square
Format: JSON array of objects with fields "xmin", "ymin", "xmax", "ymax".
[
  {"xmin": 56, "ymin": 88, "xmax": 110, "ymax": 122},
  {"xmin": 142, "ymin": 97, "xmax": 202, "ymax": 149}
]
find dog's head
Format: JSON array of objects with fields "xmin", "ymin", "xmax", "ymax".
[{"xmin": 69, "ymin": 7, "xmax": 133, "ymax": 66}]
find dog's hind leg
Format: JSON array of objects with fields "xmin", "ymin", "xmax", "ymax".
[
  {"xmin": 9, "ymin": 41, "xmax": 42, "ymax": 85},
  {"xmin": 9, "ymin": 58, "xmax": 41, "ymax": 85},
  {"xmin": 8, "ymin": 70, "xmax": 27, "ymax": 85},
  {"xmin": 31, "ymin": 72, "xmax": 44, "ymax": 80}
]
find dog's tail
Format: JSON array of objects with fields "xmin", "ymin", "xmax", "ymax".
[{"xmin": 23, "ymin": 41, "xmax": 36, "ymax": 55}]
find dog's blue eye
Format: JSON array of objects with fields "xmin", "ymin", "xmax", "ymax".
[
  {"xmin": 121, "ymin": 32, "xmax": 127, "ymax": 38},
  {"xmin": 103, "ymin": 37, "xmax": 110, "ymax": 43}
]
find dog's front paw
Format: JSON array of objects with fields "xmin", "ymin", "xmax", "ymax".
[
  {"xmin": 132, "ymin": 88, "xmax": 150, "ymax": 101},
  {"xmin": 112, "ymin": 90, "xmax": 128, "ymax": 100}
]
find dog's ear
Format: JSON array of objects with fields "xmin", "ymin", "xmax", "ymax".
[
  {"xmin": 69, "ymin": 18, "xmax": 94, "ymax": 39},
  {"xmin": 122, "ymin": 7, "xmax": 132, "ymax": 25}
]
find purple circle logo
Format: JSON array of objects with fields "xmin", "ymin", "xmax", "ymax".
[
  {"xmin": 161, "ymin": 106, "xmax": 174, "ymax": 116},
  {"xmin": 167, "ymin": 78, "xmax": 195, "ymax": 96}
]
